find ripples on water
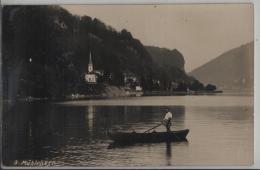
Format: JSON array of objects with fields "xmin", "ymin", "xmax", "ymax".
[{"xmin": 2, "ymin": 95, "xmax": 253, "ymax": 166}]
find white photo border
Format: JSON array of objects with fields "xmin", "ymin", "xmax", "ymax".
[{"xmin": 0, "ymin": 0, "xmax": 259, "ymax": 169}]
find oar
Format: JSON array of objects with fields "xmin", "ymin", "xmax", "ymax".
[{"xmin": 143, "ymin": 122, "xmax": 163, "ymax": 133}]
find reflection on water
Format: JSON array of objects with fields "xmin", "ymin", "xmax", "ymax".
[
  {"xmin": 2, "ymin": 96, "xmax": 253, "ymax": 166},
  {"xmin": 166, "ymin": 142, "xmax": 172, "ymax": 166}
]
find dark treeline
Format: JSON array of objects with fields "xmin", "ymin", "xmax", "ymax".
[{"xmin": 2, "ymin": 6, "xmax": 214, "ymax": 99}]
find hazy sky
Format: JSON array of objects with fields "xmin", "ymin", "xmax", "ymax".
[{"xmin": 62, "ymin": 4, "xmax": 253, "ymax": 72}]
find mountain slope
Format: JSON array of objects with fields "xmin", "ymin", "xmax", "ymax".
[
  {"xmin": 190, "ymin": 42, "xmax": 254, "ymax": 91},
  {"xmin": 2, "ymin": 5, "xmax": 155, "ymax": 97},
  {"xmin": 3, "ymin": 5, "xmax": 195, "ymax": 98}
]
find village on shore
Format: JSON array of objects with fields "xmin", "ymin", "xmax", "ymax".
[{"xmin": 66, "ymin": 52, "xmax": 221, "ymax": 100}]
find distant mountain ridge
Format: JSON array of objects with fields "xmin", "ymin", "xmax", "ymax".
[
  {"xmin": 145, "ymin": 46, "xmax": 185, "ymax": 70},
  {"xmin": 190, "ymin": 42, "xmax": 254, "ymax": 91}
]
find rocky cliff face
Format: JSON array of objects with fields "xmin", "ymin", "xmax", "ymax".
[{"xmin": 146, "ymin": 46, "xmax": 185, "ymax": 70}]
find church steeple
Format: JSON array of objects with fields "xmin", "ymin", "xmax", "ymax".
[
  {"xmin": 88, "ymin": 51, "xmax": 93, "ymax": 72},
  {"xmin": 85, "ymin": 51, "xmax": 97, "ymax": 84}
]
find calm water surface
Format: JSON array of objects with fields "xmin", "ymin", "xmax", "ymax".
[{"xmin": 3, "ymin": 95, "xmax": 253, "ymax": 166}]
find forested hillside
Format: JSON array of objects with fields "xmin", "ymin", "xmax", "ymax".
[{"xmin": 3, "ymin": 6, "xmax": 203, "ymax": 99}]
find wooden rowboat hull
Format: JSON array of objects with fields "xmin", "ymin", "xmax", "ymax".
[{"xmin": 109, "ymin": 129, "xmax": 189, "ymax": 143}]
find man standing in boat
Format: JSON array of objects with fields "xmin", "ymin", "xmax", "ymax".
[{"xmin": 163, "ymin": 108, "xmax": 173, "ymax": 132}]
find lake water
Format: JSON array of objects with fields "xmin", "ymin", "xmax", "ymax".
[{"xmin": 2, "ymin": 95, "xmax": 254, "ymax": 167}]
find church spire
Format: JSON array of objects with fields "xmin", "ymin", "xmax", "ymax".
[
  {"xmin": 88, "ymin": 51, "xmax": 93, "ymax": 72},
  {"xmin": 89, "ymin": 51, "xmax": 92, "ymax": 65}
]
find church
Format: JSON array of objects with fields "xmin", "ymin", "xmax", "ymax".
[{"xmin": 85, "ymin": 52, "xmax": 97, "ymax": 84}]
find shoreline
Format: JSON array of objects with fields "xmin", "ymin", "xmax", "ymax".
[
  {"xmin": 2, "ymin": 90, "xmax": 254, "ymax": 103},
  {"xmin": 3, "ymin": 89, "xmax": 254, "ymax": 104},
  {"xmin": 2, "ymin": 90, "xmax": 225, "ymax": 103}
]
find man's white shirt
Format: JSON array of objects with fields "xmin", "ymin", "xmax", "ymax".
[{"xmin": 164, "ymin": 112, "xmax": 172, "ymax": 120}]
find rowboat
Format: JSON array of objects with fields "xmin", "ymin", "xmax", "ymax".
[{"xmin": 109, "ymin": 129, "xmax": 189, "ymax": 143}]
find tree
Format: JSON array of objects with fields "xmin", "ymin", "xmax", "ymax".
[
  {"xmin": 176, "ymin": 82, "xmax": 188, "ymax": 92},
  {"xmin": 205, "ymin": 84, "xmax": 217, "ymax": 91},
  {"xmin": 189, "ymin": 80, "xmax": 204, "ymax": 91}
]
